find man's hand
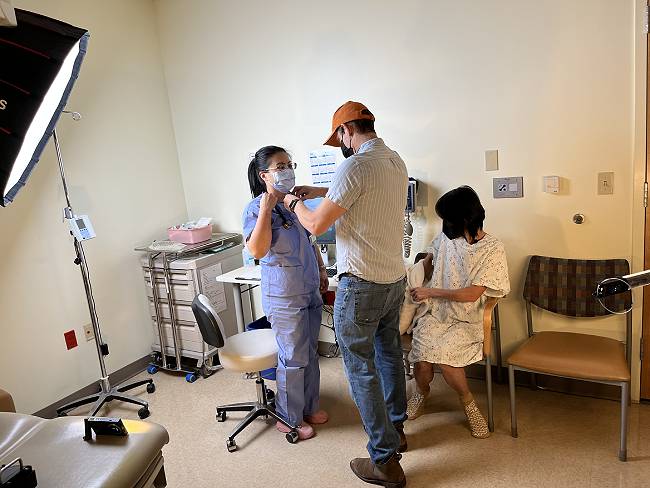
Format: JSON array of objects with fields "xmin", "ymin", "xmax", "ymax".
[
  {"xmin": 410, "ymin": 287, "xmax": 434, "ymax": 302},
  {"xmin": 319, "ymin": 268, "xmax": 329, "ymax": 293},
  {"xmin": 260, "ymin": 192, "xmax": 278, "ymax": 215},
  {"xmin": 283, "ymin": 193, "xmax": 300, "ymax": 212},
  {"xmin": 292, "ymin": 185, "xmax": 327, "ymax": 200}
]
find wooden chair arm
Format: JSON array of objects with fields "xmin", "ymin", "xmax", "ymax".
[{"xmin": 483, "ymin": 297, "xmax": 499, "ymax": 356}]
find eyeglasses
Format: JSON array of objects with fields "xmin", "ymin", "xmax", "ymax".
[{"xmin": 264, "ymin": 162, "xmax": 297, "ymax": 172}]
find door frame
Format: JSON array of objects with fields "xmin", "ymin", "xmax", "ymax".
[{"xmin": 642, "ymin": 0, "xmax": 650, "ymax": 400}]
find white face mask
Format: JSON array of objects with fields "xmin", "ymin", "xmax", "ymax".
[{"xmin": 271, "ymin": 168, "xmax": 295, "ymax": 193}]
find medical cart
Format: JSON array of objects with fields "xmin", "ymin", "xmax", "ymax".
[{"xmin": 135, "ymin": 233, "xmax": 244, "ymax": 382}]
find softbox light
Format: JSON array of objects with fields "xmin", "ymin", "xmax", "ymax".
[{"xmin": 0, "ymin": 9, "xmax": 88, "ymax": 206}]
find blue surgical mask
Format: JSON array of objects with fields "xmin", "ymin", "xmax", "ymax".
[{"xmin": 271, "ymin": 168, "xmax": 295, "ymax": 193}]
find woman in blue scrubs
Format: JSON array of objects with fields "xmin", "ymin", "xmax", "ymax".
[{"xmin": 243, "ymin": 146, "xmax": 329, "ymax": 440}]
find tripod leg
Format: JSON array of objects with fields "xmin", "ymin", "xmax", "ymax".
[
  {"xmin": 90, "ymin": 394, "xmax": 110, "ymax": 416},
  {"xmin": 116, "ymin": 378, "xmax": 153, "ymax": 393},
  {"xmin": 57, "ymin": 392, "xmax": 101, "ymax": 416},
  {"xmin": 112, "ymin": 393, "xmax": 148, "ymax": 409}
]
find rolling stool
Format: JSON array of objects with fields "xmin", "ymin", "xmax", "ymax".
[{"xmin": 191, "ymin": 294, "xmax": 299, "ymax": 451}]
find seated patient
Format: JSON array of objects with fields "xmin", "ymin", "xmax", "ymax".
[{"xmin": 406, "ymin": 186, "xmax": 510, "ymax": 438}]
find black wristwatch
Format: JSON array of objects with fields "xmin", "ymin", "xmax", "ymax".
[{"xmin": 288, "ymin": 198, "xmax": 300, "ymax": 212}]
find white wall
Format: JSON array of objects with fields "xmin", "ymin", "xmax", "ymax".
[
  {"xmin": 0, "ymin": 0, "xmax": 187, "ymax": 413},
  {"xmin": 155, "ymin": 0, "xmax": 646, "ymax": 398}
]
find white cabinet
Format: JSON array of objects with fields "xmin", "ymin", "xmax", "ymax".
[{"xmin": 138, "ymin": 236, "xmax": 244, "ymax": 378}]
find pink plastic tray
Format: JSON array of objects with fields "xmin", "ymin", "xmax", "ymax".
[{"xmin": 167, "ymin": 224, "xmax": 212, "ymax": 244}]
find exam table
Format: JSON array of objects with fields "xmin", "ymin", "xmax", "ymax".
[{"xmin": 0, "ymin": 388, "xmax": 169, "ymax": 487}]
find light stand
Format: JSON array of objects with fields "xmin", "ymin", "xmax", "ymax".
[
  {"xmin": 594, "ymin": 269, "xmax": 650, "ymax": 298},
  {"xmin": 53, "ymin": 125, "xmax": 155, "ymax": 419}
]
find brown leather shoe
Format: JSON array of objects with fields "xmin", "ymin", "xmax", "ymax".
[
  {"xmin": 350, "ymin": 454, "xmax": 406, "ymax": 488},
  {"xmin": 395, "ymin": 425, "xmax": 408, "ymax": 453}
]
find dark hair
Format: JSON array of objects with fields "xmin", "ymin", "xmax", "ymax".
[
  {"xmin": 435, "ymin": 186, "xmax": 485, "ymax": 242},
  {"xmin": 338, "ymin": 112, "xmax": 376, "ymax": 136},
  {"xmin": 247, "ymin": 146, "xmax": 288, "ymax": 197}
]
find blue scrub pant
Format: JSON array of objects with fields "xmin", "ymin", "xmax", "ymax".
[{"xmin": 262, "ymin": 289, "xmax": 323, "ymax": 425}]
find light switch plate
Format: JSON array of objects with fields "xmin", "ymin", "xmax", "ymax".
[
  {"xmin": 493, "ymin": 177, "xmax": 524, "ymax": 198},
  {"xmin": 485, "ymin": 150, "xmax": 499, "ymax": 171},
  {"xmin": 543, "ymin": 175, "xmax": 560, "ymax": 193},
  {"xmin": 598, "ymin": 172, "xmax": 614, "ymax": 195}
]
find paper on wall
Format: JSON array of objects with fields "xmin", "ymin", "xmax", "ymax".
[
  {"xmin": 309, "ymin": 148, "xmax": 338, "ymax": 187},
  {"xmin": 199, "ymin": 263, "xmax": 227, "ymax": 313}
]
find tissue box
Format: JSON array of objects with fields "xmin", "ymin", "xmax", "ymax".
[{"xmin": 167, "ymin": 224, "xmax": 212, "ymax": 244}]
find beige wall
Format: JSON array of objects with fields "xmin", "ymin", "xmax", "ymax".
[
  {"xmin": 1, "ymin": 0, "xmax": 643, "ymax": 411},
  {"xmin": 155, "ymin": 0, "xmax": 646, "ymax": 398},
  {"xmin": 0, "ymin": 0, "xmax": 187, "ymax": 413}
]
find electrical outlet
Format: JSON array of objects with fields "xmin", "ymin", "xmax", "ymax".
[{"xmin": 83, "ymin": 324, "xmax": 95, "ymax": 342}]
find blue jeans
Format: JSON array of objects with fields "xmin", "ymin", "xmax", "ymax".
[{"xmin": 334, "ymin": 275, "xmax": 407, "ymax": 464}]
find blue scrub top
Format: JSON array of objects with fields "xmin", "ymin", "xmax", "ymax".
[{"xmin": 243, "ymin": 195, "xmax": 320, "ymax": 297}]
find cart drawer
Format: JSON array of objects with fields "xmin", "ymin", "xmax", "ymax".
[
  {"xmin": 149, "ymin": 300, "xmax": 196, "ymax": 322},
  {"xmin": 142, "ymin": 267, "xmax": 194, "ymax": 284},
  {"xmin": 152, "ymin": 324, "xmax": 208, "ymax": 354},
  {"xmin": 144, "ymin": 277, "xmax": 197, "ymax": 303}
]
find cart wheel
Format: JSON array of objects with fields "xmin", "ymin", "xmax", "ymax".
[
  {"xmin": 185, "ymin": 373, "xmax": 198, "ymax": 383},
  {"xmin": 227, "ymin": 439, "xmax": 237, "ymax": 452},
  {"xmin": 286, "ymin": 430, "xmax": 299, "ymax": 444},
  {"xmin": 216, "ymin": 409, "xmax": 226, "ymax": 422},
  {"xmin": 138, "ymin": 407, "xmax": 150, "ymax": 419},
  {"xmin": 146, "ymin": 382, "xmax": 156, "ymax": 394},
  {"xmin": 147, "ymin": 365, "xmax": 158, "ymax": 375}
]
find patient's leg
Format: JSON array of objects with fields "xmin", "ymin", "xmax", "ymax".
[
  {"xmin": 439, "ymin": 364, "xmax": 470, "ymax": 398},
  {"xmin": 407, "ymin": 361, "xmax": 434, "ymax": 420},
  {"xmin": 439, "ymin": 364, "xmax": 489, "ymax": 438},
  {"xmin": 413, "ymin": 361, "xmax": 434, "ymax": 395}
]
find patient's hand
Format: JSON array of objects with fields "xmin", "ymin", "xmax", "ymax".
[
  {"xmin": 414, "ymin": 253, "xmax": 434, "ymax": 282},
  {"xmin": 410, "ymin": 287, "xmax": 434, "ymax": 302}
]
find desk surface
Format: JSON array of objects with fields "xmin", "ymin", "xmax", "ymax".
[{"xmin": 217, "ymin": 265, "xmax": 338, "ymax": 290}]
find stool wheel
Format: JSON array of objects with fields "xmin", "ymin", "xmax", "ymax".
[
  {"xmin": 227, "ymin": 439, "xmax": 237, "ymax": 452},
  {"xmin": 216, "ymin": 410, "xmax": 226, "ymax": 422},
  {"xmin": 286, "ymin": 430, "xmax": 299, "ymax": 444},
  {"xmin": 146, "ymin": 382, "xmax": 156, "ymax": 394},
  {"xmin": 138, "ymin": 407, "xmax": 150, "ymax": 419}
]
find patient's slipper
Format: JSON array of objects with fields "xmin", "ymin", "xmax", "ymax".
[
  {"xmin": 304, "ymin": 410, "xmax": 329, "ymax": 424},
  {"xmin": 406, "ymin": 390, "xmax": 426, "ymax": 420},
  {"xmin": 276, "ymin": 421, "xmax": 315, "ymax": 440},
  {"xmin": 462, "ymin": 399, "xmax": 490, "ymax": 439}
]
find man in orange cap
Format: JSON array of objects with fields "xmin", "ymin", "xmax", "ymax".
[{"xmin": 284, "ymin": 101, "xmax": 409, "ymax": 487}]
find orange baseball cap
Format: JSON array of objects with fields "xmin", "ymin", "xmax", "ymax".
[{"xmin": 324, "ymin": 101, "xmax": 375, "ymax": 147}]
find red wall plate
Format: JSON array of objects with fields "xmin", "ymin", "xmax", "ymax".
[{"xmin": 64, "ymin": 330, "xmax": 77, "ymax": 350}]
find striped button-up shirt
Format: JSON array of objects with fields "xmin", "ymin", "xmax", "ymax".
[{"xmin": 327, "ymin": 138, "xmax": 408, "ymax": 284}]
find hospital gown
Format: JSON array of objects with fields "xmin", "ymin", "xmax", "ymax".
[{"xmin": 408, "ymin": 232, "xmax": 510, "ymax": 367}]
